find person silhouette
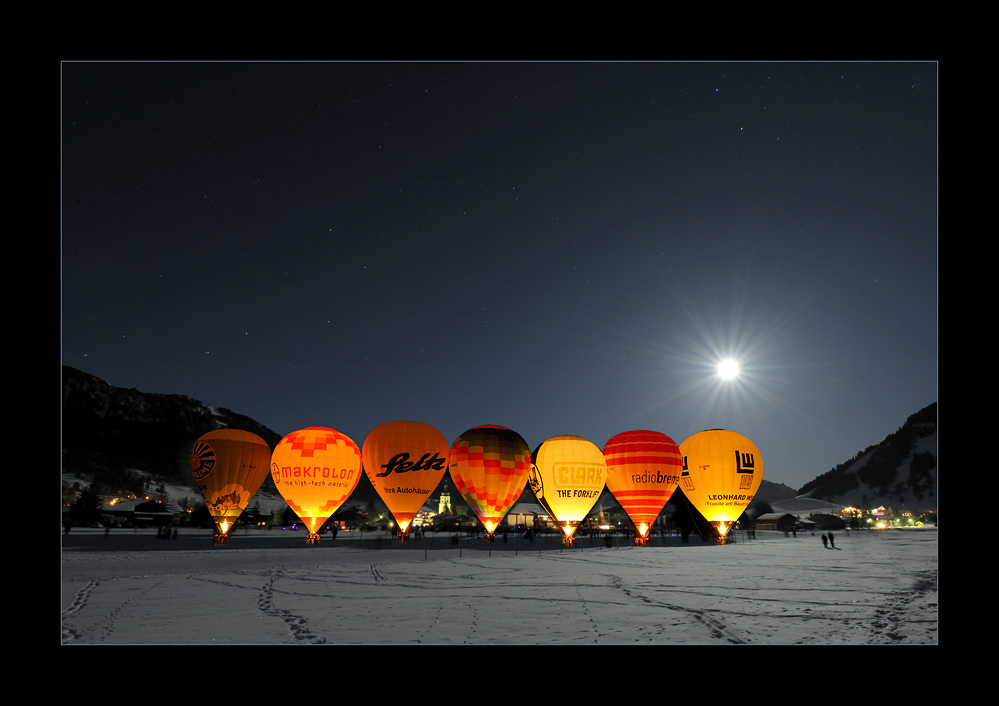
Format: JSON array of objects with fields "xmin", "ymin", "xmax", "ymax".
[
  {"xmin": 828, "ymin": 531, "xmax": 836, "ymax": 549},
  {"xmin": 821, "ymin": 533, "xmax": 828, "ymax": 549}
]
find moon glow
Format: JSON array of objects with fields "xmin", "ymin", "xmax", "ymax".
[{"xmin": 717, "ymin": 358, "xmax": 740, "ymax": 380}]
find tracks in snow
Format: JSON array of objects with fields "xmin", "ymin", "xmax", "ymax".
[
  {"xmin": 256, "ymin": 568, "xmax": 327, "ymax": 644},
  {"xmin": 61, "ymin": 576, "xmax": 169, "ymax": 644},
  {"xmin": 868, "ymin": 568, "xmax": 938, "ymax": 644}
]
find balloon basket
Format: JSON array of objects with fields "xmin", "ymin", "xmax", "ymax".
[
  {"xmin": 634, "ymin": 536, "xmax": 650, "ymax": 547},
  {"xmin": 213, "ymin": 533, "xmax": 230, "ymax": 545},
  {"xmin": 561, "ymin": 535, "xmax": 575, "ymax": 547},
  {"xmin": 307, "ymin": 533, "xmax": 320, "ymax": 545}
]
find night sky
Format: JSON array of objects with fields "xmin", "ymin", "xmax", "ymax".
[{"xmin": 61, "ymin": 61, "xmax": 938, "ymax": 491}]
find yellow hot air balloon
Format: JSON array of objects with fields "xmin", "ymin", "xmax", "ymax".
[
  {"xmin": 449, "ymin": 425, "xmax": 532, "ymax": 542},
  {"xmin": 529, "ymin": 435, "xmax": 607, "ymax": 546},
  {"xmin": 678, "ymin": 429, "xmax": 763, "ymax": 543},
  {"xmin": 362, "ymin": 421, "xmax": 449, "ymax": 541},
  {"xmin": 603, "ymin": 430, "xmax": 682, "ymax": 546},
  {"xmin": 190, "ymin": 429, "xmax": 272, "ymax": 544},
  {"xmin": 270, "ymin": 427, "xmax": 362, "ymax": 544}
]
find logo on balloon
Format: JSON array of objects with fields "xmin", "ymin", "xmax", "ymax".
[
  {"xmin": 190, "ymin": 440, "xmax": 216, "ymax": 481},
  {"xmin": 527, "ymin": 466, "xmax": 545, "ymax": 500},
  {"xmin": 552, "ymin": 462, "xmax": 604, "ymax": 492},
  {"xmin": 271, "ymin": 463, "xmax": 358, "ymax": 484},
  {"xmin": 210, "ymin": 491, "xmax": 243, "ymax": 515},
  {"xmin": 735, "ymin": 451, "xmax": 756, "ymax": 487},
  {"xmin": 377, "ymin": 452, "xmax": 448, "ymax": 477},
  {"xmin": 631, "ymin": 470, "xmax": 680, "ymax": 485},
  {"xmin": 530, "ymin": 463, "xmax": 604, "ymax": 500},
  {"xmin": 681, "ymin": 450, "xmax": 756, "ymax": 492},
  {"xmin": 680, "ymin": 464, "xmax": 694, "ymax": 491}
]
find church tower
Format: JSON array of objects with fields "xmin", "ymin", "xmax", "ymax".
[{"xmin": 438, "ymin": 476, "xmax": 453, "ymax": 515}]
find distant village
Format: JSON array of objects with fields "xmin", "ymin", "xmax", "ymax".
[{"xmin": 62, "ymin": 473, "xmax": 936, "ymax": 537}]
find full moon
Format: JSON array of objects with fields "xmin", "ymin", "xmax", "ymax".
[{"xmin": 717, "ymin": 358, "xmax": 740, "ymax": 380}]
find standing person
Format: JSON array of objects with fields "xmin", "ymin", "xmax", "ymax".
[
  {"xmin": 828, "ymin": 531, "xmax": 836, "ymax": 549},
  {"xmin": 821, "ymin": 533, "xmax": 828, "ymax": 549}
]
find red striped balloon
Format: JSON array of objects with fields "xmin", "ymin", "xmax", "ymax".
[{"xmin": 603, "ymin": 430, "xmax": 682, "ymax": 544}]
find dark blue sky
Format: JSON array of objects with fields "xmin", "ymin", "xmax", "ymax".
[{"xmin": 61, "ymin": 61, "xmax": 937, "ymax": 491}]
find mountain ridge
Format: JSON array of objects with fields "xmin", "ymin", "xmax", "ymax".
[
  {"xmin": 796, "ymin": 402, "xmax": 937, "ymax": 510},
  {"xmin": 61, "ymin": 365, "xmax": 283, "ymax": 485}
]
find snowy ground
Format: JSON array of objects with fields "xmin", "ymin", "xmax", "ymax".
[{"xmin": 61, "ymin": 527, "xmax": 938, "ymax": 645}]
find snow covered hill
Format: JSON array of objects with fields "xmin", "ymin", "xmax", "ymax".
[{"xmin": 797, "ymin": 403, "xmax": 937, "ymax": 510}]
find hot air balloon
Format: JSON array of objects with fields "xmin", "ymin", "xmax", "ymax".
[
  {"xmin": 529, "ymin": 435, "xmax": 607, "ymax": 545},
  {"xmin": 603, "ymin": 430, "xmax": 682, "ymax": 546},
  {"xmin": 449, "ymin": 425, "xmax": 532, "ymax": 542},
  {"xmin": 190, "ymin": 429, "xmax": 272, "ymax": 544},
  {"xmin": 362, "ymin": 421, "xmax": 449, "ymax": 541},
  {"xmin": 678, "ymin": 429, "xmax": 763, "ymax": 544},
  {"xmin": 270, "ymin": 427, "xmax": 362, "ymax": 544}
]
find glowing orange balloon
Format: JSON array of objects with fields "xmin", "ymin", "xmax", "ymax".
[
  {"xmin": 270, "ymin": 427, "xmax": 362, "ymax": 544},
  {"xmin": 679, "ymin": 429, "xmax": 764, "ymax": 543},
  {"xmin": 603, "ymin": 430, "xmax": 682, "ymax": 545},
  {"xmin": 529, "ymin": 435, "xmax": 607, "ymax": 544},
  {"xmin": 362, "ymin": 421, "xmax": 449, "ymax": 540},
  {"xmin": 448, "ymin": 425, "xmax": 532, "ymax": 541},
  {"xmin": 190, "ymin": 429, "xmax": 272, "ymax": 544}
]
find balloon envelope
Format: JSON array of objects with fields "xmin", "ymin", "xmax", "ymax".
[
  {"xmin": 190, "ymin": 429, "xmax": 272, "ymax": 542},
  {"xmin": 448, "ymin": 425, "xmax": 532, "ymax": 539},
  {"xmin": 679, "ymin": 429, "xmax": 763, "ymax": 541},
  {"xmin": 603, "ymin": 430, "xmax": 682, "ymax": 543},
  {"xmin": 270, "ymin": 427, "xmax": 362, "ymax": 542},
  {"xmin": 529, "ymin": 435, "xmax": 607, "ymax": 541},
  {"xmin": 362, "ymin": 421, "xmax": 449, "ymax": 537}
]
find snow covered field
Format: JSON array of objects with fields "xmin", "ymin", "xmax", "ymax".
[{"xmin": 61, "ymin": 527, "xmax": 938, "ymax": 645}]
